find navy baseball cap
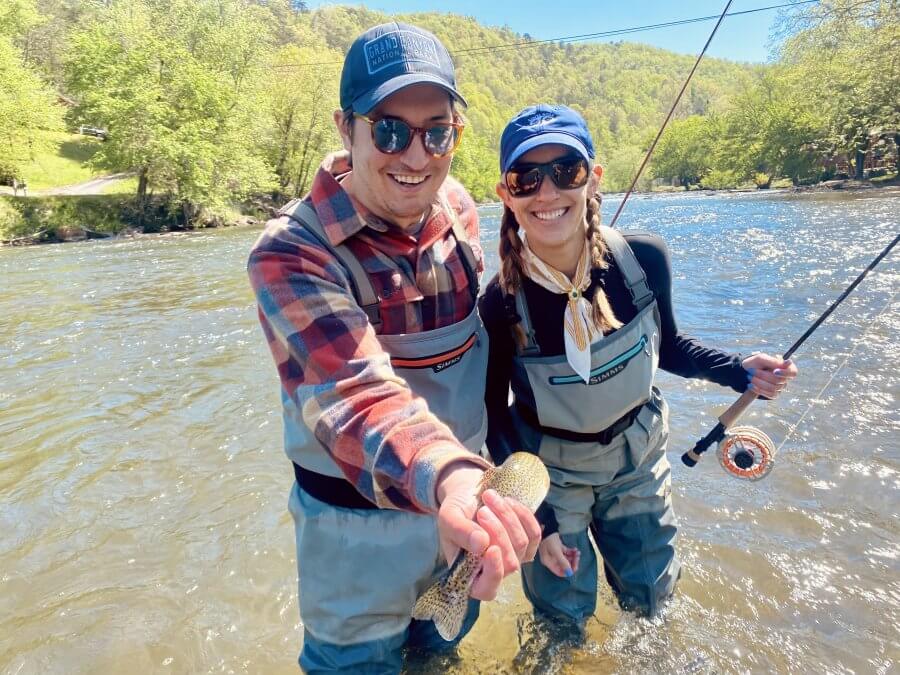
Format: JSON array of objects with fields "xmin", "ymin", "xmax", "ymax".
[
  {"xmin": 340, "ymin": 22, "xmax": 467, "ymax": 114},
  {"xmin": 500, "ymin": 104, "xmax": 595, "ymax": 173}
]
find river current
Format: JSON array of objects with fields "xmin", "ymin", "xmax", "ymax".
[{"xmin": 1, "ymin": 188, "xmax": 897, "ymax": 673}]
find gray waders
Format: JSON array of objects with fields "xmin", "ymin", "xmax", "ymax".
[
  {"xmin": 279, "ymin": 200, "xmax": 488, "ymax": 673},
  {"xmin": 511, "ymin": 226, "xmax": 680, "ymax": 622}
]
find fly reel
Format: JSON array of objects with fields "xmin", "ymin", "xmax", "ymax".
[{"xmin": 717, "ymin": 426, "xmax": 775, "ymax": 481}]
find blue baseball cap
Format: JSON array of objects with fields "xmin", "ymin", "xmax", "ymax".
[
  {"xmin": 500, "ymin": 104, "xmax": 595, "ymax": 173},
  {"xmin": 340, "ymin": 22, "xmax": 467, "ymax": 114}
]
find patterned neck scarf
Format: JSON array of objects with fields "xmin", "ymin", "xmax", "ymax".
[{"xmin": 520, "ymin": 231, "xmax": 599, "ymax": 384}]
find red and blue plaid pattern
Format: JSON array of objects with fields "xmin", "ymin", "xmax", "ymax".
[{"xmin": 248, "ymin": 152, "xmax": 488, "ymax": 512}]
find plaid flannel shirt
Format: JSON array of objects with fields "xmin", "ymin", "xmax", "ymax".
[{"xmin": 248, "ymin": 152, "xmax": 489, "ymax": 513}]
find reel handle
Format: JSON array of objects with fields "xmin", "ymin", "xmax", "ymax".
[{"xmin": 681, "ymin": 389, "xmax": 757, "ymax": 467}]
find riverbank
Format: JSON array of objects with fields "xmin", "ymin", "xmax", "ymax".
[
  {"xmin": 471, "ymin": 175, "xmax": 900, "ymax": 206},
  {"xmin": 4, "ymin": 176, "xmax": 897, "ymax": 247},
  {"xmin": 0, "ymin": 194, "xmax": 275, "ymax": 247},
  {"xmin": 648, "ymin": 174, "xmax": 899, "ymax": 195}
]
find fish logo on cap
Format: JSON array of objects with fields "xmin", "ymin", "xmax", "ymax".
[{"xmin": 526, "ymin": 111, "xmax": 558, "ymax": 127}]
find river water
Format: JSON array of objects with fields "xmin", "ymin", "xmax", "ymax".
[{"xmin": 1, "ymin": 189, "xmax": 898, "ymax": 674}]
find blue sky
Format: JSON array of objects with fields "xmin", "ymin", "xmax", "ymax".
[{"xmin": 304, "ymin": 1, "xmax": 796, "ymax": 63}]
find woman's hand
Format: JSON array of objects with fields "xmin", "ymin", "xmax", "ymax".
[
  {"xmin": 742, "ymin": 353, "xmax": 799, "ymax": 399},
  {"xmin": 538, "ymin": 533, "xmax": 580, "ymax": 578}
]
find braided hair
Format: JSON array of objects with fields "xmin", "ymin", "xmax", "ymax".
[
  {"xmin": 499, "ymin": 193, "xmax": 622, "ymax": 348},
  {"xmin": 585, "ymin": 193, "xmax": 623, "ymax": 333}
]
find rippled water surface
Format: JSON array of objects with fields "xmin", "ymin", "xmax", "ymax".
[{"xmin": 2, "ymin": 189, "xmax": 898, "ymax": 674}]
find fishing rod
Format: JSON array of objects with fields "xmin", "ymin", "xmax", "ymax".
[
  {"xmin": 600, "ymin": 0, "xmax": 896, "ymax": 479},
  {"xmin": 608, "ymin": 0, "xmax": 734, "ymax": 228},
  {"xmin": 682, "ymin": 232, "xmax": 900, "ymax": 478}
]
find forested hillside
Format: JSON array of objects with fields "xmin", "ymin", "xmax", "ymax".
[
  {"xmin": 286, "ymin": 7, "xmax": 761, "ymax": 198},
  {"xmin": 1, "ymin": 0, "xmax": 895, "ymax": 222}
]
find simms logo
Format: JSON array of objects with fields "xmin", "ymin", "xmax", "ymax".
[
  {"xmin": 549, "ymin": 335, "xmax": 649, "ymax": 386},
  {"xmin": 390, "ymin": 334, "xmax": 476, "ymax": 373},
  {"xmin": 364, "ymin": 31, "xmax": 440, "ymax": 75},
  {"xmin": 587, "ymin": 361, "xmax": 627, "ymax": 385},
  {"xmin": 432, "ymin": 354, "xmax": 463, "ymax": 372}
]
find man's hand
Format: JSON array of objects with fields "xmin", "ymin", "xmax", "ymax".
[
  {"xmin": 435, "ymin": 462, "xmax": 542, "ymax": 601},
  {"xmin": 743, "ymin": 353, "xmax": 799, "ymax": 399},
  {"xmin": 538, "ymin": 533, "xmax": 580, "ymax": 578}
]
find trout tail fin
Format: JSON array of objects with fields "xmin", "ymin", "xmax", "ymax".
[{"xmin": 411, "ymin": 578, "xmax": 469, "ymax": 642}]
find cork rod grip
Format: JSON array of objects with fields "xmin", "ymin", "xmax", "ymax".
[{"xmin": 717, "ymin": 389, "xmax": 758, "ymax": 428}]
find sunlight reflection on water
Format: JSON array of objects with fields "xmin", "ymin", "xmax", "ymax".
[{"xmin": 1, "ymin": 189, "xmax": 897, "ymax": 673}]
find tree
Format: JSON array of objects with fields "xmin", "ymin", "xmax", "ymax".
[
  {"xmin": 0, "ymin": 0, "xmax": 65, "ymax": 181},
  {"xmin": 601, "ymin": 144, "xmax": 654, "ymax": 194},
  {"xmin": 714, "ymin": 72, "xmax": 825, "ymax": 186},
  {"xmin": 12, "ymin": 2, "xmax": 791, "ymax": 221},
  {"xmin": 264, "ymin": 41, "xmax": 342, "ymax": 197},
  {"xmin": 778, "ymin": 0, "xmax": 899, "ymax": 178},
  {"xmin": 0, "ymin": 0, "xmax": 43, "ymax": 40},
  {"xmin": 11, "ymin": 0, "xmax": 93, "ymax": 87},
  {"xmin": 65, "ymin": 0, "xmax": 277, "ymax": 221},
  {"xmin": 651, "ymin": 115, "xmax": 714, "ymax": 187}
]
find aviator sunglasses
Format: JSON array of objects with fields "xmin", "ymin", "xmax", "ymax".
[
  {"xmin": 354, "ymin": 113, "xmax": 465, "ymax": 158},
  {"xmin": 505, "ymin": 155, "xmax": 590, "ymax": 198}
]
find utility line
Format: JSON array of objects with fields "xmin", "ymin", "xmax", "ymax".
[
  {"xmin": 449, "ymin": 0, "xmax": 818, "ymax": 57},
  {"xmin": 273, "ymin": 0, "xmax": 818, "ymax": 69}
]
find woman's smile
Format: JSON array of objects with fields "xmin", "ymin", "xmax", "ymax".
[{"xmin": 532, "ymin": 207, "xmax": 569, "ymax": 221}]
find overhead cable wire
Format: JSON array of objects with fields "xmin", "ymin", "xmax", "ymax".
[
  {"xmin": 273, "ymin": 0, "xmax": 818, "ymax": 69},
  {"xmin": 447, "ymin": 0, "xmax": 818, "ymax": 57}
]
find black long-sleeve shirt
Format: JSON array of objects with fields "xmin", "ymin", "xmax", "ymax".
[{"xmin": 479, "ymin": 231, "xmax": 749, "ymax": 536}]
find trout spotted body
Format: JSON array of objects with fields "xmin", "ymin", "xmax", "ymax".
[{"xmin": 412, "ymin": 452, "xmax": 550, "ymax": 641}]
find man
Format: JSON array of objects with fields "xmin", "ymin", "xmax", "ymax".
[{"xmin": 248, "ymin": 22, "xmax": 541, "ymax": 673}]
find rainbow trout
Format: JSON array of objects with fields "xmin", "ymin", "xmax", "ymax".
[{"xmin": 412, "ymin": 452, "xmax": 550, "ymax": 641}]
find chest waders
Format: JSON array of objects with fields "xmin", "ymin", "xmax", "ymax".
[
  {"xmin": 278, "ymin": 199, "xmax": 488, "ymax": 672},
  {"xmin": 511, "ymin": 226, "xmax": 680, "ymax": 621}
]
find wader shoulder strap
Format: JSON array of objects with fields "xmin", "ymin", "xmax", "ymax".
[
  {"xmin": 600, "ymin": 225, "xmax": 655, "ymax": 312},
  {"xmin": 513, "ymin": 286, "xmax": 541, "ymax": 356},
  {"xmin": 279, "ymin": 198, "xmax": 383, "ymax": 331},
  {"xmin": 438, "ymin": 192, "xmax": 480, "ymax": 301}
]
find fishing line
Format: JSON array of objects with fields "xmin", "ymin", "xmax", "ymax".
[
  {"xmin": 684, "ymin": 233, "xmax": 900, "ymax": 478},
  {"xmin": 718, "ymin": 287, "xmax": 897, "ymax": 480},
  {"xmin": 774, "ymin": 288, "xmax": 898, "ymax": 455}
]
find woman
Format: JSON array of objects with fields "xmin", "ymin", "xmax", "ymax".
[{"xmin": 479, "ymin": 104, "xmax": 798, "ymax": 622}]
